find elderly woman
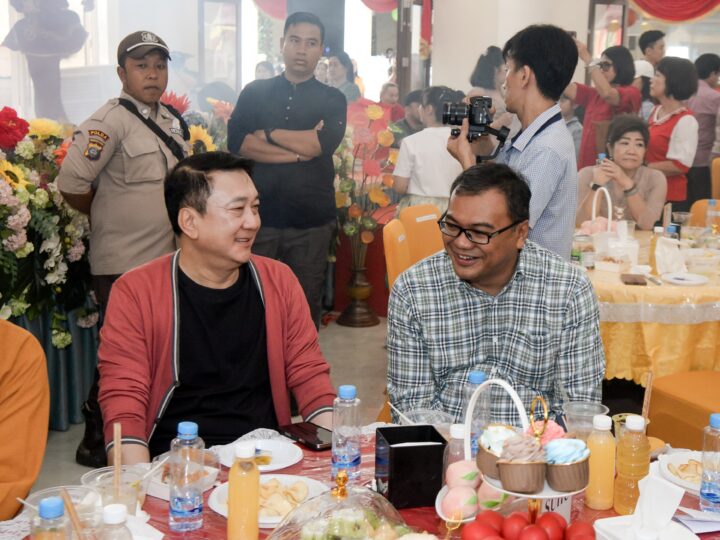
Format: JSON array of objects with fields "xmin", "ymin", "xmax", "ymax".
[
  {"xmin": 327, "ymin": 51, "xmax": 360, "ymax": 103},
  {"xmin": 576, "ymin": 114, "xmax": 667, "ymax": 231},
  {"xmin": 646, "ymin": 57, "xmax": 699, "ymax": 211},
  {"xmin": 564, "ymin": 43, "xmax": 641, "ymax": 169}
]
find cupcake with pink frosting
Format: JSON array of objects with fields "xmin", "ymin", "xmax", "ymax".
[{"xmin": 525, "ymin": 419, "xmax": 566, "ymax": 446}]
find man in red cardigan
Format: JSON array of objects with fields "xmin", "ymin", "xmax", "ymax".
[{"xmin": 98, "ymin": 151, "xmax": 336, "ymax": 465}]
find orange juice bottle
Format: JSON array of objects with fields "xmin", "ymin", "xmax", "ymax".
[
  {"xmin": 227, "ymin": 441, "xmax": 259, "ymax": 540},
  {"xmin": 613, "ymin": 415, "xmax": 650, "ymax": 515},
  {"xmin": 585, "ymin": 414, "xmax": 615, "ymax": 510}
]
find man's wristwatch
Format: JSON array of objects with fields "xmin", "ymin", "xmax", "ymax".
[
  {"xmin": 590, "ymin": 182, "xmax": 602, "ymax": 191},
  {"xmin": 264, "ymin": 128, "xmax": 277, "ymax": 145},
  {"xmin": 624, "ymin": 183, "xmax": 639, "ymax": 196}
]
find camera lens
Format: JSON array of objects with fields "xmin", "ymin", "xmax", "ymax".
[{"xmin": 442, "ymin": 102, "xmax": 469, "ymax": 126}]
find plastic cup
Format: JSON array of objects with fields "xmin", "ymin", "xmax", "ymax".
[
  {"xmin": 81, "ymin": 466, "xmax": 150, "ymax": 515},
  {"xmin": 562, "ymin": 402, "xmax": 609, "ymax": 441},
  {"xmin": 22, "ymin": 485, "xmax": 102, "ymax": 538}
]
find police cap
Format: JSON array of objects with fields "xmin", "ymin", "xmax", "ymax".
[{"xmin": 117, "ymin": 31, "xmax": 171, "ymax": 66}]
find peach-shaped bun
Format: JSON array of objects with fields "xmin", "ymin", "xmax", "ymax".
[
  {"xmin": 477, "ymin": 479, "xmax": 504, "ymax": 502},
  {"xmin": 441, "ymin": 486, "xmax": 478, "ymax": 519},
  {"xmin": 446, "ymin": 459, "xmax": 481, "ymax": 489}
]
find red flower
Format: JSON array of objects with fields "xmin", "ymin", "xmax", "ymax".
[
  {"xmin": 0, "ymin": 107, "xmax": 29, "ymax": 151},
  {"xmin": 161, "ymin": 91, "xmax": 191, "ymax": 115}
]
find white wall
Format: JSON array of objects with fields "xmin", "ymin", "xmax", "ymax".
[{"xmin": 433, "ymin": 0, "xmax": 590, "ymax": 93}]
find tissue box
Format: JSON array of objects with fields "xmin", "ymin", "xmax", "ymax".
[{"xmin": 375, "ymin": 425, "xmax": 446, "ymax": 509}]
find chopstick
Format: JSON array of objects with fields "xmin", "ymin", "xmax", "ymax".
[
  {"xmin": 113, "ymin": 422, "xmax": 122, "ymax": 499},
  {"xmin": 16, "ymin": 497, "xmax": 37, "ymax": 512},
  {"xmin": 641, "ymin": 371, "xmax": 654, "ymax": 420},
  {"xmin": 60, "ymin": 488, "xmax": 84, "ymax": 537},
  {"xmin": 132, "ymin": 455, "xmax": 169, "ymax": 488},
  {"xmin": 387, "ymin": 402, "xmax": 414, "ymax": 425}
]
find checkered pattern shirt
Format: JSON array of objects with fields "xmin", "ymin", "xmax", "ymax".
[
  {"xmin": 496, "ymin": 104, "xmax": 578, "ymax": 260},
  {"xmin": 387, "ymin": 241, "xmax": 605, "ymax": 427}
]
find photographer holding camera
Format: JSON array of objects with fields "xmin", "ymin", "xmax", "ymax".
[{"xmin": 447, "ymin": 25, "xmax": 578, "ymax": 259}]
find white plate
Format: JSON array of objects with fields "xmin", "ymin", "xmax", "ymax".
[
  {"xmin": 217, "ymin": 439, "xmax": 303, "ymax": 472},
  {"xmin": 208, "ymin": 474, "xmax": 328, "ymax": 528},
  {"xmin": 661, "ymin": 272, "xmax": 709, "ymax": 286},
  {"xmin": 434, "ymin": 486, "xmax": 476, "ymax": 524},
  {"xmin": 483, "ymin": 474, "xmax": 586, "ymax": 499},
  {"xmin": 658, "ymin": 451, "xmax": 702, "ymax": 493}
]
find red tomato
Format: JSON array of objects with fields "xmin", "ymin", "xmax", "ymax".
[
  {"xmin": 535, "ymin": 519, "xmax": 563, "ymax": 540},
  {"xmin": 461, "ymin": 521, "xmax": 501, "ymax": 540},
  {"xmin": 539, "ymin": 511, "xmax": 567, "ymax": 531},
  {"xmin": 475, "ymin": 509, "xmax": 504, "ymax": 532},
  {"xmin": 518, "ymin": 524, "xmax": 550, "ymax": 540},
  {"xmin": 565, "ymin": 521, "xmax": 595, "ymax": 539},
  {"xmin": 502, "ymin": 512, "xmax": 530, "ymax": 540},
  {"xmin": 570, "ymin": 536, "xmax": 595, "ymax": 540}
]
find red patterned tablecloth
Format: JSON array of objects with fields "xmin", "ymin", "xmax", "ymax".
[{"xmin": 142, "ymin": 440, "xmax": 720, "ymax": 539}]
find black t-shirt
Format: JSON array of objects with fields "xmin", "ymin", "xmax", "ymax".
[
  {"xmin": 227, "ymin": 74, "xmax": 347, "ymax": 229},
  {"xmin": 149, "ymin": 265, "xmax": 277, "ymax": 456}
]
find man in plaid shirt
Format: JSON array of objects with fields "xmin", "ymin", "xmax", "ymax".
[{"xmin": 387, "ymin": 163, "xmax": 605, "ymax": 426}]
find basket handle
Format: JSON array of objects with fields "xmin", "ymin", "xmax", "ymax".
[
  {"xmin": 591, "ymin": 186, "xmax": 613, "ymax": 232},
  {"xmin": 462, "ymin": 378, "xmax": 530, "ymax": 460}
]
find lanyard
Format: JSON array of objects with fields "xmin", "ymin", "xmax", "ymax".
[{"xmin": 510, "ymin": 112, "xmax": 563, "ymax": 147}]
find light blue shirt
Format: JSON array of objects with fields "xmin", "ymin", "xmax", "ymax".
[{"xmin": 496, "ymin": 104, "xmax": 577, "ymax": 259}]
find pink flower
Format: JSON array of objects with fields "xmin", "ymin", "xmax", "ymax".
[
  {"xmin": 2, "ymin": 230, "xmax": 27, "ymax": 251},
  {"xmin": 6, "ymin": 206, "xmax": 30, "ymax": 231},
  {"xmin": 67, "ymin": 242, "xmax": 85, "ymax": 262}
]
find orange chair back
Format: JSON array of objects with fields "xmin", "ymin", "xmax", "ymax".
[
  {"xmin": 383, "ymin": 219, "xmax": 412, "ymax": 290},
  {"xmin": 690, "ymin": 199, "xmax": 709, "ymax": 227},
  {"xmin": 398, "ymin": 204, "xmax": 444, "ymax": 264},
  {"xmin": 713, "ymin": 157, "xmax": 720, "ymax": 200}
]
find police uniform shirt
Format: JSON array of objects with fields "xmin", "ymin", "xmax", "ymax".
[{"xmin": 57, "ymin": 91, "xmax": 188, "ymax": 276}]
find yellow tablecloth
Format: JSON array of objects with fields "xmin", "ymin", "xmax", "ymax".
[{"xmin": 588, "ymin": 231, "xmax": 720, "ymax": 384}]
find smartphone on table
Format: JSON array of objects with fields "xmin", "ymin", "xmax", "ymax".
[{"xmin": 279, "ymin": 421, "xmax": 333, "ymax": 451}]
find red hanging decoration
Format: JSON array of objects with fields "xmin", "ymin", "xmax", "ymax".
[
  {"xmin": 361, "ymin": 0, "xmax": 397, "ymax": 12},
  {"xmin": 629, "ymin": 0, "xmax": 720, "ymax": 22},
  {"xmin": 254, "ymin": 0, "xmax": 287, "ymax": 20}
]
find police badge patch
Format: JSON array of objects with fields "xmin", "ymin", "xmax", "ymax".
[{"xmin": 84, "ymin": 140, "xmax": 104, "ymax": 161}]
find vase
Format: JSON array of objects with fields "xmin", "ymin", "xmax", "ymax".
[{"xmin": 336, "ymin": 240, "xmax": 380, "ymax": 327}]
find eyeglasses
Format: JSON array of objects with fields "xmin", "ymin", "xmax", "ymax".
[
  {"xmin": 598, "ymin": 61, "xmax": 614, "ymax": 72},
  {"xmin": 437, "ymin": 214, "xmax": 523, "ymax": 245}
]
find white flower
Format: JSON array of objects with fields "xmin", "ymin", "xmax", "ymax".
[
  {"xmin": 14, "ymin": 242, "xmax": 34, "ymax": 258},
  {"xmin": 76, "ymin": 311, "xmax": 99, "ymax": 328},
  {"xmin": 40, "ymin": 235, "xmax": 61, "ymax": 254},
  {"xmin": 14, "ymin": 139, "xmax": 35, "ymax": 159},
  {"xmin": 0, "ymin": 304, "xmax": 11, "ymax": 320},
  {"xmin": 32, "ymin": 188, "xmax": 50, "ymax": 208},
  {"xmin": 45, "ymin": 261, "xmax": 68, "ymax": 284},
  {"xmin": 51, "ymin": 329, "xmax": 72, "ymax": 348},
  {"xmin": 15, "ymin": 188, "xmax": 30, "ymax": 204}
]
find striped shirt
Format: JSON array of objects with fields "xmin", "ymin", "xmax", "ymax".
[
  {"xmin": 387, "ymin": 241, "xmax": 605, "ymax": 427},
  {"xmin": 496, "ymin": 104, "xmax": 577, "ymax": 260}
]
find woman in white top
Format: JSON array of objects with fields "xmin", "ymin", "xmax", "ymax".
[{"xmin": 393, "ymin": 86, "xmax": 465, "ymax": 213}]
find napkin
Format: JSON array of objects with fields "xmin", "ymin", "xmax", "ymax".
[
  {"xmin": 127, "ymin": 512, "xmax": 164, "ymax": 540},
  {"xmin": 630, "ymin": 475, "xmax": 685, "ymax": 539},
  {"xmin": 655, "ymin": 237, "xmax": 686, "ymax": 275},
  {"xmin": 209, "ymin": 428, "xmax": 294, "ymax": 460},
  {"xmin": 675, "ymin": 507, "xmax": 720, "ymax": 534}
]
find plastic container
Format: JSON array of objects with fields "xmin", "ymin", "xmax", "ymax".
[
  {"xmin": 649, "ymin": 226, "xmax": 664, "ymax": 275},
  {"xmin": 563, "ymin": 401, "xmax": 609, "ymax": 441},
  {"xmin": 168, "ymin": 421, "xmax": 204, "ymax": 532},
  {"xmin": 585, "ymin": 414, "xmax": 615, "ymax": 510},
  {"xmin": 613, "ymin": 414, "xmax": 650, "ymax": 515},
  {"xmin": 707, "ymin": 199, "xmax": 720, "ymax": 229},
  {"xmin": 100, "ymin": 504, "xmax": 132, "ymax": 540},
  {"xmin": 443, "ymin": 423, "xmax": 466, "ymax": 484},
  {"xmin": 228, "ymin": 441, "xmax": 260, "ymax": 539},
  {"xmin": 31, "ymin": 496, "xmax": 70, "ymax": 539},
  {"xmin": 464, "ymin": 371, "xmax": 487, "ymax": 457},
  {"xmin": 331, "ymin": 385, "xmax": 361, "ymax": 481},
  {"xmin": 700, "ymin": 413, "xmax": 720, "ymax": 513}
]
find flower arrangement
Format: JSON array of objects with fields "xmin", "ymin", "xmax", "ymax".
[
  {"xmin": 0, "ymin": 107, "xmax": 95, "ymax": 347},
  {"xmin": 334, "ymin": 100, "xmax": 397, "ymax": 267},
  {"xmin": 179, "ymin": 95, "xmax": 234, "ymax": 154}
]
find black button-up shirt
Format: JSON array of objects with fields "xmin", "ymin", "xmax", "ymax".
[{"xmin": 228, "ymin": 75, "xmax": 347, "ymax": 228}]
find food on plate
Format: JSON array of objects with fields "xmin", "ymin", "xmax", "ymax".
[
  {"xmin": 544, "ymin": 439, "xmax": 589, "ymax": 464},
  {"xmin": 441, "ymin": 486, "xmax": 478, "ymax": 520},
  {"xmin": 496, "ymin": 435, "xmax": 546, "ymax": 494},
  {"xmin": 446, "ymin": 460, "xmax": 481, "ymax": 489},
  {"xmin": 458, "ymin": 510, "xmax": 593, "ymax": 540},
  {"xmin": 502, "ymin": 511, "xmax": 530, "ymax": 540},
  {"xmin": 500, "ymin": 435, "xmax": 545, "ymax": 463},
  {"xmin": 460, "ymin": 521, "xmax": 501, "ymax": 539},
  {"xmin": 299, "ymin": 508, "xmax": 431, "ymax": 539},
  {"xmin": 473, "ymin": 509, "xmax": 504, "ymax": 532},
  {"xmin": 479, "ymin": 426, "xmax": 518, "ymax": 456},
  {"xmin": 518, "ymin": 524, "xmax": 551, "ymax": 540},
  {"xmin": 255, "ymin": 449, "xmax": 273, "ymax": 466},
  {"xmin": 258, "ymin": 477, "xmax": 309, "ymax": 518},
  {"xmin": 544, "ymin": 438, "xmax": 590, "ymax": 492},
  {"xmin": 476, "ymin": 480, "xmax": 507, "ymax": 508},
  {"xmin": 564, "ymin": 520, "xmax": 595, "ymax": 539},
  {"xmin": 668, "ymin": 459, "xmax": 701, "ymax": 484},
  {"xmin": 525, "ymin": 419, "xmax": 566, "ymax": 446}
]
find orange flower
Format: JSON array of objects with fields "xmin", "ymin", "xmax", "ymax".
[
  {"xmin": 348, "ymin": 204, "xmax": 363, "ymax": 219},
  {"xmin": 368, "ymin": 185, "xmax": 390, "ymax": 206},
  {"xmin": 209, "ymin": 98, "xmax": 234, "ymax": 124},
  {"xmin": 377, "ymin": 130, "xmax": 394, "ymax": 147},
  {"xmin": 53, "ymin": 138, "xmax": 71, "ymax": 168},
  {"xmin": 388, "ymin": 148, "xmax": 399, "ymax": 165},
  {"xmin": 335, "ymin": 191, "xmax": 349, "ymax": 208},
  {"xmin": 363, "ymin": 159, "xmax": 382, "ymax": 177},
  {"xmin": 382, "ymin": 174, "xmax": 394, "ymax": 188},
  {"xmin": 378, "ymin": 193, "xmax": 391, "ymax": 207},
  {"xmin": 361, "ymin": 230, "xmax": 375, "ymax": 244},
  {"xmin": 366, "ymin": 104, "xmax": 384, "ymax": 120}
]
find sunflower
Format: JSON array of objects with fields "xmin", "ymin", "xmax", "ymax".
[
  {"xmin": 188, "ymin": 125, "xmax": 217, "ymax": 154},
  {"xmin": 0, "ymin": 159, "xmax": 28, "ymax": 188},
  {"xmin": 366, "ymin": 104, "xmax": 384, "ymax": 120},
  {"xmin": 28, "ymin": 118, "xmax": 62, "ymax": 140}
]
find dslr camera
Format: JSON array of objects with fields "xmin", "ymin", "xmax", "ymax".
[{"xmin": 442, "ymin": 96, "xmax": 495, "ymax": 142}]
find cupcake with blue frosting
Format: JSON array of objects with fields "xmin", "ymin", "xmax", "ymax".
[{"xmin": 544, "ymin": 438, "xmax": 590, "ymax": 492}]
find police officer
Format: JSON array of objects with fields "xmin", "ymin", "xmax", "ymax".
[{"xmin": 58, "ymin": 30, "xmax": 189, "ymax": 467}]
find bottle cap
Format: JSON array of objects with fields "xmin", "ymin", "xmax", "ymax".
[
  {"xmin": 103, "ymin": 503, "xmax": 128, "ymax": 525},
  {"xmin": 666, "ymin": 225, "xmax": 678, "ymax": 233},
  {"xmin": 593, "ymin": 414, "xmax": 612, "ymax": 431},
  {"xmin": 177, "ymin": 421, "xmax": 199, "ymax": 439},
  {"xmin": 449, "ymin": 423, "xmax": 466, "ymax": 440},
  {"xmin": 710, "ymin": 413, "xmax": 720, "ymax": 429},
  {"xmin": 653, "ymin": 226, "xmax": 664, "ymax": 234},
  {"xmin": 38, "ymin": 496, "xmax": 64, "ymax": 520},
  {"xmin": 625, "ymin": 415, "xmax": 645, "ymax": 431},
  {"xmin": 235, "ymin": 440, "xmax": 256, "ymax": 459},
  {"xmin": 468, "ymin": 371, "xmax": 486, "ymax": 384},
  {"xmin": 338, "ymin": 385, "xmax": 357, "ymax": 399}
]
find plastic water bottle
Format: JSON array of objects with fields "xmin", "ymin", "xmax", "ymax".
[
  {"xmin": 31, "ymin": 496, "xmax": 69, "ymax": 539},
  {"xmin": 700, "ymin": 413, "xmax": 720, "ymax": 513},
  {"xmin": 707, "ymin": 199, "xmax": 720, "ymax": 229},
  {"xmin": 331, "ymin": 384, "xmax": 361, "ymax": 481},
  {"xmin": 169, "ymin": 421, "xmax": 204, "ymax": 532},
  {"xmin": 613, "ymin": 414, "xmax": 650, "ymax": 515},
  {"xmin": 100, "ymin": 504, "xmax": 133, "ymax": 540},
  {"xmin": 464, "ymin": 370, "xmax": 488, "ymax": 457},
  {"xmin": 664, "ymin": 225, "xmax": 679, "ymax": 240},
  {"xmin": 443, "ymin": 423, "xmax": 466, "ymax": 484}
]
